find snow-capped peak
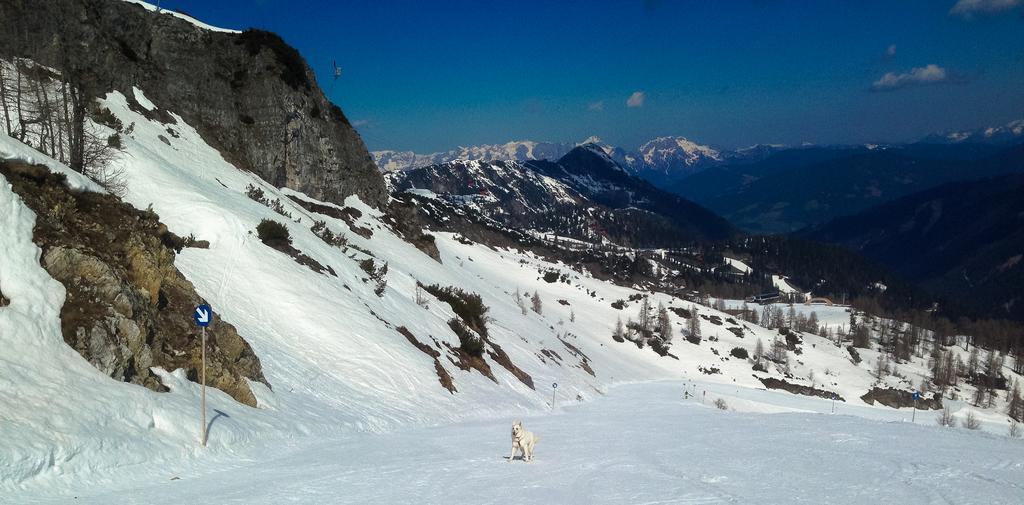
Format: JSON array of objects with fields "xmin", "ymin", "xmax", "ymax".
[{"xmin": 630, "ymin": 136, "xmax": 722, "ymax": 175}]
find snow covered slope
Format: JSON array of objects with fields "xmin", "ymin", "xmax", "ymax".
[{"xmin": 2, "ymin": 85, "xmax": 1021, "ymax": 501}]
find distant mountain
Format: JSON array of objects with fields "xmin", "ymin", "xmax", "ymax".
[
  {"xmin": 800, "ymin": 172, "xmax": 1024, "ymax": 321},
  {"xmin": 920, "ymin": 119, "xmax": 1024, "ymax": 146},
  {"xmin": 673, "ymin": 142, "xmax": 1024, "ymax": 234},
  {"xmin": 389, "ymin": 144, "xmax": 736, "ymax": 247},
  {"xmin": 622, "ymin": 137, "xmax": 724, "ymax": 187},
  {"xmin": 373, "ymin": 136, "xmax": 744, "ymax": 187},
  {"xmin": 372, "ymin": 140, "xmax": 576, "ymax": 172}
]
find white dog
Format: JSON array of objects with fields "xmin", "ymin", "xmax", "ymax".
[{"xmin": 509, "ymin": 421, "xmax": 539, "ymax": 462}]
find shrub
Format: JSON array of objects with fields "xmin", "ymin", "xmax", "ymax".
[
  {"xmin": 937, "ymin": 405, "xmax": 956, "ymax": 427},
  {"xmin": 730, "ymin": 347, "xmax": 748, "ymax": 360},
  {"xmin": 256, "ymin": 219, "xmax": 291, "ymax": 248},
  {"xmin": 714, "ymin": 398, "xmax": 728, "ymax": 410},
  {"xmin": 359, "ymin": 259, "xmax": 388, "ymax": 296},
  {"xmin": 449, "ymin": 318, "xmax": 484, "ymax": 357},
  {"xmin": 685, "ymin": 334, "xmax": 701, "ymax": 346},
  {"xmin": 964, "ymin": 410, "xmax": 982, "ymax": 430},
  {"xmin": 246, "ymin": 183, "xmax": 266, "ymax": 202},
  {"xmin": 311, "ymin": 220, "xmax": 347, "ymax": 247},
  {"xmin": 245, "ymin": 184, "xmax": 292, "ymax": 218},
  {"xmin": 542, "ymin": 271, "xmax": 559, "ymax": 283},
  {"xmin": 649, "ymin": 337, "xmax": 670, "ymax": 356},
  {"xmin": 424, "ymin": 284, "xmax": 490, "ymax": 337},
  {"xmin": 107, "ymin": 133, "xmax": 123, "ymax": 149},
  {"xmin": 1010, "ymin": 421, "xmax": 1021, "ymax": 439}
]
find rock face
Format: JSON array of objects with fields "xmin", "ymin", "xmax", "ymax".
[
  {"xmin": 0, "ymin": 160, "xmax": 267, "ymax": 407},
  {"xmin": 0, "ymin": 0, "xmax": 386, "ymax": 208}
]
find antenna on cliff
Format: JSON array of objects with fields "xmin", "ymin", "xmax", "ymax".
[{"xmin": 328, "ymin": 60, "xmax": 343, "ymax": 96}]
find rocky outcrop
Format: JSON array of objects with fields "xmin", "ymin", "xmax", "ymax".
[
  {"xmin": 0, "ymin": 0, "xmax": 386, "ymax": 208},
  {"xmin": 861, "ymin": 387, "xmax": 942, "ymax": 410},
  {"xmin": 0, "ymin": 160, "xmax": 267, "ymax": 406}
]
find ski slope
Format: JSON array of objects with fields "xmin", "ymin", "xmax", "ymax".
[{"xmin": 14, "ymin": 381, "xmax": 1024, "ymax": 505}]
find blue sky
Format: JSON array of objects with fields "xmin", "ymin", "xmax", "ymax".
[{"xmin": 163, "ymin": 0, "xmax": 1023, "ymax": 152}]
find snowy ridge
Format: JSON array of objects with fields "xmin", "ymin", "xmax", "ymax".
[
  {"xmin": 923, "ymin": 118, "xmax": 1024, "ymax": 145},
  {"xmin": 120, "ymin": 0, "xmax": 242, "ymax": 33},
  {"xmin": 372, "ymin": 140, "xmax": 576, "ymax": 172}
]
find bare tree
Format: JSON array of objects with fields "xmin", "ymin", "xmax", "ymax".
[
  {"xmin": 657, "ymin": 303, "xmax": 672, "ymax": 342},
  {"xmin": 687, "ymin": 307, "xmax": 701, "ymax": 341},
  {"xmin": 937, "ymin": 405, "xmax": 956, "ymax": 427},
  {"xmin": 964, "ymin": 410, "xmax": 982, "ymax": 430},
  {"xmin": 531, "ymin": 290, "xmax": 542, "ymax": 315}
]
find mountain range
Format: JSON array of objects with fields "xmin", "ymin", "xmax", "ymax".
[
  {"xmin": 373, "ymin": 136, "xmax": 749, "ymax": 184},
  {"xmin": 388, "ymin": 144, "xmax": 736, "ymax": 247}
]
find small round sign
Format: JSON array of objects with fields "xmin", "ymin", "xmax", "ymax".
[
  {"xmin": 552, "ymin": 382, "xmax": 558, "ymax": 389},
  {"xmin": 193, "ymin": 304, "xmax": 213, "ymax": 328}
]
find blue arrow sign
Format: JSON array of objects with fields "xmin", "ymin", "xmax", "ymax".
[
  {"xmin": 194, "ymin": 304, "xmax": 212, "ymax": 327},
  {"xmin": 912, "ymin": 392, "xmax": 921, "ymax": 401}
]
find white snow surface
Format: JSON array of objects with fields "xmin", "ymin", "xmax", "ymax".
[
  {"xmin": 724, "ymin": 256, "xmax": 752, "ymax": 274},
  {"xmin": 13, "ymin": 381, "xmax": 1024, "ymax": 504},
  {"xmin": 772, "ymin": 274, "xmax": 800, "ymax": 294},
  {"xmin": 1, "ymin": 86, "xmax": 1022, "ymax": 502},
  {"xmin": 120, "ymin": 0, "xmax": 241, "ymax": 33}
]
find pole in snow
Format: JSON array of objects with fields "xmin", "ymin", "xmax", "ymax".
[
  {"xmin": 194, "ymin": 304, "xmax": 212, "ymax": 447},
  {"xmin": 912, "ymin": 391, "xmax": 920, "ymax": 423},
  {"xmin": 551, "ymin": 382, "xmax": 558, "ymax": 411},
  {"xmin": 831, "ymin": 394, "xmax": 836, "ymax": 414}
]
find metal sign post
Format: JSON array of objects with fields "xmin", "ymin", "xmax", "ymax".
[
  {"xmin": 194, "ymin": 304, "xmax": 212, "ymax": 447},
  {"xmin": 912, "ymin": 391, "xmax": 920, "ymax": 423},
  {"xmin": 551, "ymin": 382, "xmax": 558, "ymax": 411},
  {"xmin": 831, "ymin": 394, "xmax": 836, "ymax": 414}
]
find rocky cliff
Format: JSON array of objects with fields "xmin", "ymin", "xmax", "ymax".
[
  {"xmin": 1, "ymin": 159, "xmax": 267, "ymax": 406},
  {"xmin": 0, "ymin": 0, "xmax": 386, "ymax": 207}
]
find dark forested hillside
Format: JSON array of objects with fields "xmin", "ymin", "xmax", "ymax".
[
  {"xmin": 673, "ymin": 143, "xmax": 1023, "ymax": 234},
  {"xmin": 800, "ymin": 173, "xmax": 1024, "ymax": 321}
]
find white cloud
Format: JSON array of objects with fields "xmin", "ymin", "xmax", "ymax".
[
  {"xmin": 352, "ymin": 119, "xmax": 369, "ymax": 127},
  {"xmin": 885, "ymin": 44, "xmax": 897, "ymax": 58},
  {"xmin": 588, "ymin": 100, "xmax": 605, "ymax": 111},
  {"xmin": 870, "ymin": 64, "xmax": 949, "ymax": 91},
  {"xmin": 950, "ymin": 0, "xmax": 1021, "ymax": 16},
  {"xmin": 626, "ymin": 91, "xmax": 646, "ymax": 108}
]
